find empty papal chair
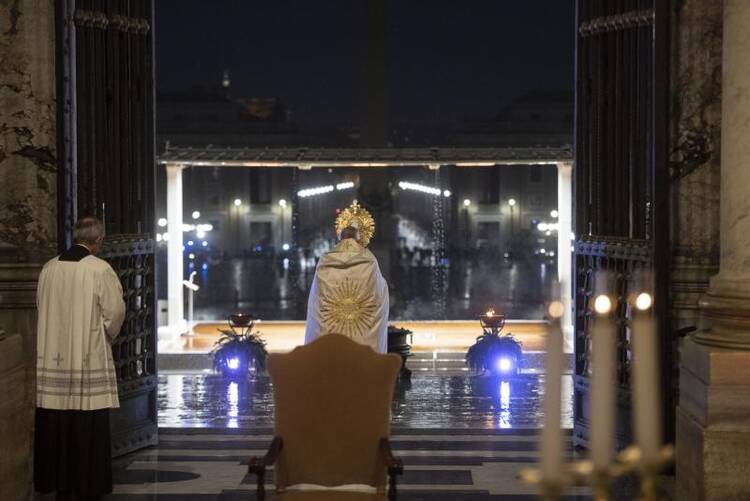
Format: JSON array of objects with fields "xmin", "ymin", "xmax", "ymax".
[{"xmin": 249, "ymin": 334, "xmax": 404, "ymax": 500}]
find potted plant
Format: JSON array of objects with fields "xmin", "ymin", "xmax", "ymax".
[
  {"xmin": 465, "ymin": 310, "xmax": 523, "ymax": 376},
  {"xmin": 210, "ymin": 314, "xmax": 268, "ymax": 378}
]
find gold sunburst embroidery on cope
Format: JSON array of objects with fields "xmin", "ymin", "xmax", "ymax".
[{"xmin": 319, "ymin": 278, "xmax": 377, "ymax": 338}]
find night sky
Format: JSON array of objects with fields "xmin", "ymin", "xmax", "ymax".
[{"xmin": 155, "ymin": 1, "xmax": 574, "ymax": 128}]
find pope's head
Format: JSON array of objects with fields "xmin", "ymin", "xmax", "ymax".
[{"xmin": 340, "ymin": 226, "xmax": 359, "ymax": 241}]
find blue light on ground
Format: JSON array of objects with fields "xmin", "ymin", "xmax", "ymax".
[
  {"xmin": 227, "ymin": 381, "xmax": 239, "ymax": 429},
  {"xmin": 202, "ymin": 241, "xmax": 208, "ymax": 247},
  {"xmin": 187, "ymin": 240, "xmax": 194, "ymax": 246},
  {"xmin": 498, "ymin": 381, "xmax": 511, "ymax": 429},
  {"xmin": 156, "ymin": 373, "xmax": 575, "ymax": 430},
  {"xmin": 202, "ymin": 263, "xmax": 208, "ymax": 270}
]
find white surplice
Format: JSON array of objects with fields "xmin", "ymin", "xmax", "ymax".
[
  {"xmin": 304, "ymin": 238, "xmax": 389, "ymax": 353},
  {"xmin": 36, "ymin": 251, "xmax": 126, "ymax": 410}
]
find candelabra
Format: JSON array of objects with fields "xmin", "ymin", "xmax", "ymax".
[{"xmin": 519, "ymin": 443, "xmax": 673, "ymax": 500}]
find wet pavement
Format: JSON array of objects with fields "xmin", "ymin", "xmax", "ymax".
[
  {"xmin": 157, "ymin": 373, "xmax": 575, "ymax": 430},
  {"xmin": 179, "ymin": 256, "xmax": 556, "ymax": 322}
]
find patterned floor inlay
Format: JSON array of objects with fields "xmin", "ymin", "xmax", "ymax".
[{"xmin": 109, "ymin": 429, "xmax": 596, "ymax": 500}]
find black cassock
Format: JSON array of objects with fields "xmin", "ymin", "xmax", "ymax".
[{"xmin": 34, "ymin": 408, "xmax": 113, "ymax": 497}]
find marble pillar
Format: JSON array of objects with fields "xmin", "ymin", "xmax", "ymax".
[
  {"xmin": 668, "ymin": 0, "xmax": 722, "ymax": 333},
  {"xmin": 0, "ymin": 1, "xmax": 57, "ymax": 499},
  {"xmin": 677, "ymin": 1, "xmax": 750, "ymax": 499},
  {"xmin": 166, "ymin": 164, "xmax": 185, "ymax": 338},
  {"xmin": 0, "ymin": 0, "xmax": 57, "ymax": 263},
  {"xmin": 0, "ymin": 333, "xmax": 29, "ymax": 501},
  {"xmin": 556, "ymin": 162, "xmax": 573, "ymax": 353},
  {"xmin": 694, "ymin": 0, "xmax": 750, "ymax": 350}
]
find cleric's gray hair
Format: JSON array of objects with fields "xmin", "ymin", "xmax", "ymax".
[{"xmin": 73, "ymin": 217, "xmax": 104, "ymax": 245}]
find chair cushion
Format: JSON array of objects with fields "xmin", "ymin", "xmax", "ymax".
[{"xmin": 271, "ymin": 491, "xmax": 387, "ymax": 500}]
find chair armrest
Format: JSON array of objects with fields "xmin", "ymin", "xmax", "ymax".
[
  {"xmin": 379, "ymin": 438, "xmax": 403, "ymax": 500},
  {"xmin": 248, "ymin": 437, "xmax": 283, "ymax": 501}
]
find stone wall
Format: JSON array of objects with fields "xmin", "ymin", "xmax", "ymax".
[
  {"xmin": 0, "ymin": 333, "xmax": 30, "ymax": 501},
  {"xmin": 668, "ymin": 0, "xmax": 722, "ymax": 331},
  {"xmin": 0, "ymin": 1, "xmax": 57, "ymax": 499}
]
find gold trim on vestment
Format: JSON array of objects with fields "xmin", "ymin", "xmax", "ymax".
[{"xmin": 319, "ymin": 277, "xmax": 378, "ymax": 338}]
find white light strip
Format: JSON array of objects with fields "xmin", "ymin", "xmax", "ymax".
[
  {"xmin": 336, "ymin": 182, "xmax": 355, "ymax": 190},
  {"xmin": 298, "ymin": 185, "xmax": 334, "ymax": 198},
  {"xmin": 398, "ymin": 181, "xmax": 442, "ymax": 196},
  {"xmin": 181, "ymin": 223, "xmax": 214, "ymax": 232},
  {"xmin": 537, "ymin": 222, "xmax": 559, "ymax": 232}
]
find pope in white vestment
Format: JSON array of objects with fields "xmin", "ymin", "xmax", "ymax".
[{"xmin": 304, "ymin": 202, "xmax": 389, "ymax": 353}]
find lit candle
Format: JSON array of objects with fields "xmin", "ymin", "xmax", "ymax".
[
  {"xmin": 631, "ymin": 292, "xmax": 661, "ymax": 464},
  {"xmin": 590, "ymin": 293, "xmax": 616, "ymax": 470},
  {"xmin": 541, "ymin": 300, "xmax": 565, "ymax": 480}
]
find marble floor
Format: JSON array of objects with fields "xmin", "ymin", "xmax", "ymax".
[{"xmin": 106, "ymin": 372, "xmax": 640, "ymax": 500}]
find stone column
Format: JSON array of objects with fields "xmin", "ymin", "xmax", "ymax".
[
  {"xmin": 668, "ymin": 0, "xmax": 721, "ymax": 334},
  {"xmin": 677, "ymin": 2, "xmax": 750, "ymax": 499},
  {"xmin": 557, "ymin": 162, "xmax": 573, "ymax": 353},
  {"xmin": 693, "ymin": 0, "xmax": 750, "ymax": 350},
  {"xmin": 166, "ymin": 163, "xmax": 185, "ymax": 338},
  {"xmin": 0, "ymin": 1, "xmax": 57, "ymax": 498}
]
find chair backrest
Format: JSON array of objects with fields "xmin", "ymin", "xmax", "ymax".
[{"xmin": 267, "ymin": 334, "xmax": 402, "ymax": 489}]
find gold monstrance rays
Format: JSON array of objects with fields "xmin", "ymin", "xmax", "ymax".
[
  {"xmin": 319, "ymin": 278, "xmax": 378, "ymax": 338},
  {"xmin": 335, "ymin": 202, "xmax": 376, "ymax": 247}
]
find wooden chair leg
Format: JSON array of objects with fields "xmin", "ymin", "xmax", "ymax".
[
  {"xmin": 380, "ymin": 438, "xmax": 403, "ymax": 500},
  {"xmin": 258, "ymin": 470, "xmax": 266, "ymax": 500},
  {"xmin": 388, "ymin": 472, "xmax": 398, "ymax": 500},
  {"xmin": 249, "ymin": 436, "xmax": 283, "ymax": 501}
]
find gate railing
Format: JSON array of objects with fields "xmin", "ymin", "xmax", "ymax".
[{"xmin": 101, "ymin": 234, "xmax": 158, "ymax": 456}]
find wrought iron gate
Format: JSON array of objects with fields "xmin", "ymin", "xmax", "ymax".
[
  {"xmin": 573, "ymin": 0, "xmax": 670, "ymax": 449},
  {"xmin": 101, "ymin": 236, "xmax": 157, "ymax": 455},
  {"xmin": 56, "ymin": 0, "xmax": 158, "ymax": 456}
]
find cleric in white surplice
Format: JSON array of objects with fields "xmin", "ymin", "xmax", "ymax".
[
  {"xmin": 304, "ymin": 202, "xmax": 389, "ymax": 353},
  {"xmin": 34, "ymin": 217, "xmax": 126, "ymax": 499}
]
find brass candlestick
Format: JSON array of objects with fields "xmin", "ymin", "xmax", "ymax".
[
  {"xmin": 519, "ymin": 444, "xmax": 673, "ymax": 500},
  {"xmin": 518, "ymin": 467, "xmax": 567, "ymax": 501},
  {"xmin": 616, "ymin": 444, "xmax": 674, "ymax": 501}
]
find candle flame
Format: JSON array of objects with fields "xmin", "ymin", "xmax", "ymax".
[
  {"xmin": 548, "ymin": 301, "xmax": 565, "ymax": 319},
  {"xmin": 485, "ymin": 309, "xmax": 495, "ymax": 317},
  {"xmin": 594, "ymin": 295, "xmax": 612, "ymax": 314},
  {"xmin": 635, "ymin": 292, "xmax": 652, "ymax": 311}
]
